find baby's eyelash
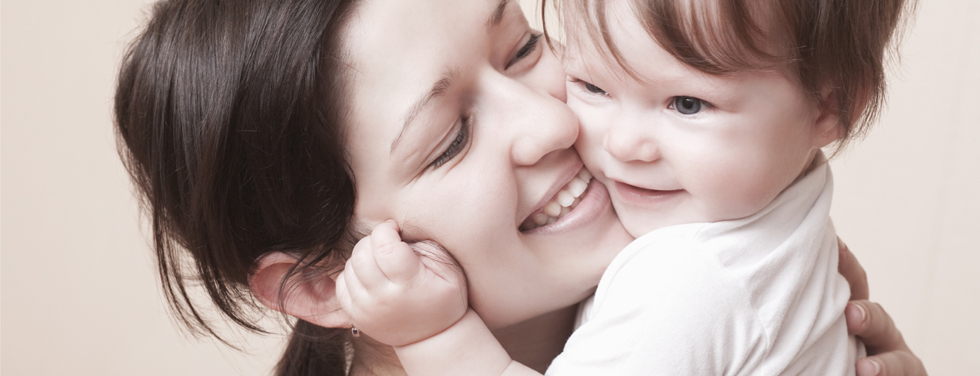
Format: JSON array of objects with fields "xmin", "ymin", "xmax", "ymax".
[
  {"xmin": 430, "ymin": 114, "xmax": 472, "ymax": 169},
  {"xmin": 569, "ymin": 77, "xmax": 609, "ymax": 97}
]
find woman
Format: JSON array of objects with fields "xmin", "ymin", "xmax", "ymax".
[{"xmin": 114, "ymin": 0, "xmax": 923, "ymax": 375}]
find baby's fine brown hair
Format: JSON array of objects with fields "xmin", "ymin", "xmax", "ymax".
[{"xmin": 548, "ymin": 0, "xmax": 915, "ymax": 151}]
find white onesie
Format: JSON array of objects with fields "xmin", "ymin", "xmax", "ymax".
[{"xmin": 548, "ymin": 160, "xmax": 863, "ymax": 375}]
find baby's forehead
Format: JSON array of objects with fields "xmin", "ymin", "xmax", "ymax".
[
  {"xmin": 557, "ymin": 0, "xmax": 794, "ymax": 77},
  {"xmin": 561, "ymin": 25, "xmax": 691, "ymax": 86}
]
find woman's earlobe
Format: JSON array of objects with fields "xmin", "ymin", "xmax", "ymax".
[{"xmin": 249, "ymin": 252, "xmax": 352, "ymax": 328}]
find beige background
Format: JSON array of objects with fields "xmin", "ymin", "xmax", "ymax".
[{"xmin": 2, "ymin": 0, "xmax": 977, "ymax": 374}]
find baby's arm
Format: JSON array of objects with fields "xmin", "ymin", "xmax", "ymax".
[
  {"xmin": 336, "ymin": 221, "xmax": 539, "ymax": 376},
  {"xmin": 396, "ymin": 309, "xmax": 540, "ymax": 376}
]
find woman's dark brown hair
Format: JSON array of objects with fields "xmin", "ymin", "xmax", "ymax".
[
  {"xmin": 114, "ymin": 0, "xmax": 360, "ymax": 374},
  {"xmin": 549, "ymin": 0, "xmax": 915, "ymax": 151}
]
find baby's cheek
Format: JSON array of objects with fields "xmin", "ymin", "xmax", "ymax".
[{"xmin": 571, "ymin": 112, "xmax": 607, "ymax": 169}]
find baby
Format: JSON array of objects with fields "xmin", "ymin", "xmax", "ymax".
[{"xmin": 336, "ymin": 0, "xmax": 911, "ymax": 374}]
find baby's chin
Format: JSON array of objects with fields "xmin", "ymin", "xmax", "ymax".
[{"xmin": 610, "ymin": 205, "xmax": 667, "ymax": 237}]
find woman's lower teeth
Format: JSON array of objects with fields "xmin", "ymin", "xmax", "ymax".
[{"xmin": 521, "ymin": 169, "xmax": 593, "ymax": 231}]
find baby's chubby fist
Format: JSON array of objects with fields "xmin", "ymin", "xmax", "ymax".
[{"xmin": 336, "ymin": 220, "xmax": 468, "ymax": 347}]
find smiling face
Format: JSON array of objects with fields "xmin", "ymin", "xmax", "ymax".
[
  {"xmin": 564, "ymin": 0, "xmax": 837, "ymax": 237},
  {"xmin": 342, "ymin": 0, "xmax": 631, "ymax": 329}
]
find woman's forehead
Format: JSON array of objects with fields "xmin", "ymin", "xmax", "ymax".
[
  {"xmin": 342, "ymin": 0, "xmax": 523, "ymax": 149},
  {"xmin": 344, "ymin": 0, "xmax": 511, "ymax": 66},
  {"xmin": 343, "ymin": 0, "xmax": 514, "ymax": 88}
]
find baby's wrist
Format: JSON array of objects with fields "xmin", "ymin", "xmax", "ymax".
[
  {"xmin": 393, "ymin": 307, "xmax": 475, "ymax": 347},
  {"xmin": 395, "ymin": 309, "xmax": 514, "ymax": 375}
]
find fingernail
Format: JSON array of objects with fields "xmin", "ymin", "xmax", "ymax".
[
  {"xmin": 870, "ymin": 359, "xmax": 881, "ymax": 375},
  {"xmin": 847, "ymin": 302, "xmax": 867, "ymax": 324},
  {"xmin": 855, "ymin": 303, "xmax": 867, "ymax": 323}
]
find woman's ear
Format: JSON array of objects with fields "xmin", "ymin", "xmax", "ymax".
[{"xmin": 249, "ymin": 252, "xmax": 351, "ymax": 328}]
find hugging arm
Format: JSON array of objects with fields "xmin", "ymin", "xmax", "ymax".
[{"xmin": 396, "ymin": 309, "xmax": 541, "ymax": 376}]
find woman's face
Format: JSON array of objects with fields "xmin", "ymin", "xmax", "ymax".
[{"xmin": 343, "ymin": 0, "xmax": 632, "ymax": 328}]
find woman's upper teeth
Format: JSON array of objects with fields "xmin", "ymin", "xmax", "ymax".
[{"xmin": 523, "ymin": 168, "xmax": 593, "ymax": 230}]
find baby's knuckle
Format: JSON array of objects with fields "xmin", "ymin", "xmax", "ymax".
[{"xmin": 375, "ymin": 242, "xmax": 397, "ymax": 256}]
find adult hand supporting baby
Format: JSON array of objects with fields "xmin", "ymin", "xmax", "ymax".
[{"xmin": 838, "ymin": 238, "xmax": 927, "ymax": 376}]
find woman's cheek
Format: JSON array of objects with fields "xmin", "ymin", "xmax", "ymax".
[{"xmin": 528, "ymin": 47, "xmax": 569, "ymax": 102}]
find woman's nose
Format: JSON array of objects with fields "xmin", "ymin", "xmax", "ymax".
[
  {"xmin": 604, "ymin": 114, "xmax": 661, "ymax": 162},
  {"xmin": 507, "ymin": 90, "xmax": 579, "ymax": 166},
  {"xmin": 502, "ymin": 47, "xmax": 579, "ymax": 166},
  {"xmin": 487, "ymin": 48, "xmax": 578, "ymax": 167}
]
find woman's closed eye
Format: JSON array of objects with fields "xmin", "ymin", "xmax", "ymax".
[
  {"xmin": 428, "ymin": 30, "xmax": 539, "ymax": 170},
  {"xmin": 506, "ymin": 32, "xmax": 541, "ymax": 69},
  {"xmin": 430, "ymin": 114, "xmax": 473, "ymax": 169},
  {"xmin": 669, "ymin": 96, "xmax": 711, "ymax": 115}
]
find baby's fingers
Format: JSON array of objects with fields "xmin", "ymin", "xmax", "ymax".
[
  {"xmin": 349, "ymin": 234, "xmax": 388, "ymax": 290},
  {"xmin": 412, "ymin": 240, "xmax": 466, "ymax": 288},
  {"xmin": 372, "ymin": 221, "xmax": 423, "ymax": 284}
]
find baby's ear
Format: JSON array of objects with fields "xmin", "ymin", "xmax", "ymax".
[
  {"xmin": 811, "ymin": 88, "xmax": 844, "ymax": 148},
  {"xmin": 812, "ymin": 84, "xmax": 874, "ymax": 148},
  {"xmin": 249, "ymin": 252, "xmax": 351, "ymax": 328}
]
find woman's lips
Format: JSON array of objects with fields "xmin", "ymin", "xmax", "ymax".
[
  {"xmin": 523, "ymin": 178, "xmax": 609, "ymax": 235},
  {"xmin": 520, "ymin": 168, "xmax": 592, "ymax": 231},
  {"xmin": 613, "ymin": 181, "xmax": 685, "ymax": 207}
]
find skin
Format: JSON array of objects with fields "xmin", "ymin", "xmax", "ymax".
[{"xmin": 248, "ymin": 0, "xmax": 927, "ymax": 375}]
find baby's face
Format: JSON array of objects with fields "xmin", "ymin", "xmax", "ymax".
[{"xmin": 564, "ymin": 0, "xmax": 838, "ymax": 237}]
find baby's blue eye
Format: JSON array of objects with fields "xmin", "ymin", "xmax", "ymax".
[
  {"xmin": 673, "ymin": 96, "xmax": 704, "ymax": 115},
  {"xmin": 584, "ymin": 82, "xmax": 607, "ymax": 96}
]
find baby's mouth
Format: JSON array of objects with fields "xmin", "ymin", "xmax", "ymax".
[{"xmin": 520, "ymin": 167, "xmax": 593, "ymax": 232}]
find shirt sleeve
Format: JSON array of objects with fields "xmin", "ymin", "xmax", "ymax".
[{"xmin": 546, "ymin": 237, "xmax": 769, "ymax": 376}]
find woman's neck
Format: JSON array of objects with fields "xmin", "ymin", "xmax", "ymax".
[
  {"xmin": 348, "ymin": 305, "xmax": 578, "ymax": 375},
  {"xmin": 494, "ymin": 305, "xmax": 578, "ymax": 372}
]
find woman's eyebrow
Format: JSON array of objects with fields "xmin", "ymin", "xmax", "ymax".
[
  {"xmin": 486, "ymin": 0, "xmax": 510, "ymax": 31},
  {"xmin": 390, "ymin": 67, "xmax": 459, "ymax": 155}
]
